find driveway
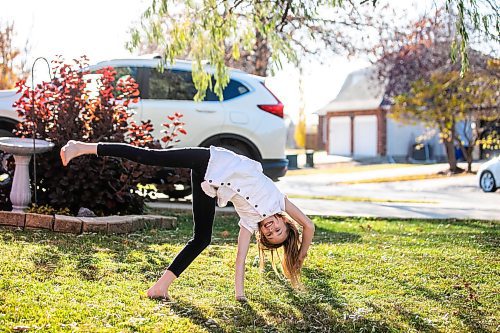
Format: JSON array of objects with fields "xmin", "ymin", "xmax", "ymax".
[{"xmin": 276, "ymin": 163, "xmax": 500, "ymax": 221}]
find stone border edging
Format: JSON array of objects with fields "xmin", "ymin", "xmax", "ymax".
[{"xmin": 0, "ymin": 211, "xmax": 177, "ymax": 235}]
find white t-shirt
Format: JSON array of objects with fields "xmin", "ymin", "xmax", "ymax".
[
  {"xmin": 230, "ymin": 193, "xmax": 266, "ymax": 233},
  {"xmin": 200, "ymin": 146, "xmax": 286, "ymax": 234}
]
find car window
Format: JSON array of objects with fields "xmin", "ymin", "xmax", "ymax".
[
  {"xmin": 115, "ymin": 66, "xmax": 139, "ymax": 81},
  {"xmin": 90, "ymin": 66, "xmax": 142, "ymax": 98},
  {"xmin": 148, "ymin": 69, "xmax": 249, "ymax": 101},
  {"xmin": 204, "ymin": 78, "xmax": 250, "ymax": 101},
  {"xmin": 114, "ymin": 67, "xmax": 142, "ymax": 97},
  {"xmin": 149, "ymin": 69, "xmax": 197, "ymax": 100}
]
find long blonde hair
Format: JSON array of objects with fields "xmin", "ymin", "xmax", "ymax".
[{"xmin": 256, "ymin": 213, "xmax": 302, "ymax": 288}]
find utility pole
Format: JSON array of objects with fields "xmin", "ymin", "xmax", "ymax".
[{"xmin": 294, "ymin": 65, "xmax": 306, "ymax": 149}]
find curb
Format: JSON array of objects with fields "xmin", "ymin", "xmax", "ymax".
[
  {"xmin": 146, "ymin": 201, "xmax": 237, "ymax": 215},
  {"xmin": 0, "ymin": 211, "xmax": 177, "ymax": 235}
]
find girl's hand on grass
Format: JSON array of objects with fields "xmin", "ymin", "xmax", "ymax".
[
  {"xmin": 236, "ymin": 295, "xmax": 247, "ymax": 303},
  {"xmin": 296, "ymin": 252, "xmax": 307, "ymax": 270}
]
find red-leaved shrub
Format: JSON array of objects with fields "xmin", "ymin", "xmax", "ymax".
[{"xmin": 3, "ymin": 55, "xmax": 188, "ymax": 215}]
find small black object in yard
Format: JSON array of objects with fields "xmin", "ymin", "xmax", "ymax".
[
  {"xmin": 286, "ymin": 154, "xmax": 298, "ymax": 170},
  {"xmin": 305, "ymin": 150, "xmax": 314, "ymax": 168},
  {"xmin": 409, "ymin": 143, "xmax": 435, "ymax": 163}
]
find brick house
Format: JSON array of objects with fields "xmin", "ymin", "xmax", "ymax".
[{"xmin": 316, "ymin": 66, "xmax": 446, "ymax": 161}]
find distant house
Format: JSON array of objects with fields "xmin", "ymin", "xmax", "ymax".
[{"xmin": 316, "ymin": 66, "xmax": 446, "ymax": 161}]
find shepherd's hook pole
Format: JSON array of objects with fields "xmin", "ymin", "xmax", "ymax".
[{"xmin": 30, "ymin": 57, "xmax": 52, "ymax": 206}]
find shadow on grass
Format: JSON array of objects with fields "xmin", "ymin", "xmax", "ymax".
[
  {"xmin": 75, "ymin": 253, "xmax": 101, "ymax": 280},
  {"xmin": 248, "ymin": 267, "xmax": 404, "ymax": 332},
  {"xmin": 29, "ymin": 243, "xmax": 62, "ymax": 277},
  {"xmin": 310, "ymin": 228, "xmax": 362, "ymax": 244},
  {"xmin": 314, "ymin": 215, "xmax": 499, "ymax": 230},
  {"xmin": 367, "ymin": 302, "xmax": 439, "ymax": 333},
  {"xmin": 395, "ymin": 279, "xmax": 495, "ymax": 333},
  {"xmin": 314, "ymin": 215, "xmax": 499, "ymax": 251},
  {"xmin": 409, "ymin": 231, "xmax": 498, "ymax": 251},
  {"xmin": 151, "ymin": 267, "xmax": 390, "ymax": 333},
  {"xmin": 169, "ymin": 298, "xmax": 279, "ymax": 333},
  {"xmin": 166, "ymin": 298, "xmax": 224, "ymax": 332}
]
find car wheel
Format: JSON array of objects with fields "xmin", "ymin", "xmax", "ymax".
[
  {"xmin": 165, "ymin": 183, "xmax": 192, "ymax": 199},
  {"xmin": 150, "ymin": 167, "xmax": 193, "ymax": 200},
  {"xmin": 479, "ymin": 171, "xmax": 496, "ymax": 192},
  {"xmin": 219, "ymin": 140, "xmax": 253, "ymax": 160}
]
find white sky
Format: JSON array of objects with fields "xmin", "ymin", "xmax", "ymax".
[{"xmin": 3, "ymin": 0, "xmax": 433, "ymax": 126}]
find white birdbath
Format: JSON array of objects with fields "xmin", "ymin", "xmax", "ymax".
[{"xmin": 0, "ymin": 137, "xmax": 55, "ymax": 212}]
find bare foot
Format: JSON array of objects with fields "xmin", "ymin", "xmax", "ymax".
[
  {"xmin": 60, "ymin": 140, "xmax": 80, "ymax": 166},
  {"xmin": 146, "ymin": 269, "xmax": 176, "ymax": 301},
  {"xmin": 147, "ymin": 284, "xmax": 172, "ymax": 301}
]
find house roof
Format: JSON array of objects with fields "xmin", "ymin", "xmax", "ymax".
[{"xmin": 316, "ymin": 66, "xmax": 386, "ymax": 115}]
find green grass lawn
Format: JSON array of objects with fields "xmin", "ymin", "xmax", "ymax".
[{"xmin": 0, "ymin": 213, "xmax": 498, "ymax": 333}]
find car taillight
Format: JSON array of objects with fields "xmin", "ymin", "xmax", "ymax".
[
  {"xmin": 257, "ymin": 103, "xmax": 284, "ymax": 118},
  {"xmin": 259, "ymin": 82, "xmax": 284, "ymax": 118}
]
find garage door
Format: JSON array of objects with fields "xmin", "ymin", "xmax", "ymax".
[
  {"xmin": 354, "ymin": 115, "xmax": 377, "ymax": 157},
  {"xmin": 329, "ymin": 116, "xmax": 351, "ymax": 156}
]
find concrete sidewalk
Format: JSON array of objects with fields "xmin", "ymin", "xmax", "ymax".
[
  {"xmin": 291, "ymin": 151, "xmax": 485, "ymax": 172},
  {"xmin": 285, "ymin": 162, "xmax": 480, "ymax": 183},
  {"xmin": 295, "ymin": 150, "xmax": 354, "ymax": 167}
]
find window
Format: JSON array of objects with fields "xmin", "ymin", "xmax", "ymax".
[
  {"xmin": 148, "ymin": 69, "xmax": 249, "ymax": 101},
  {"xmin": 149, "ymin": 69, "xmax": 197, "ymax": 100},
  {"xmin": 89, "ymin": 66, "xmax": 142, "ymax": 98},
  {"xmin": 204, "ymin": 79, "xmax": 249, "ymax": 101},
  {"xmin": 116, "ymin": 67, "xmax": 141, "ymax": 98},
  {"xmin": 115, "ymin": 66, "xmax": 139, "ymax": 81}
]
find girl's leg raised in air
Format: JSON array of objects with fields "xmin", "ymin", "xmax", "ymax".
[
  {"xmin": 60, "ymin": 141, "xmax": 216, "ymax": 300},
  {"xmin": 60, "ymin": 140, "xmax": 210, "ymax": 170},
  {"xmin": 60, "ymin": 141, "xmax": 98, "ymax": 166}
]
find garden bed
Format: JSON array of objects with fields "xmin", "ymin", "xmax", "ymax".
[{"xmin": 0, "ymin": 211, "xmax": 177, "ymax": 235}]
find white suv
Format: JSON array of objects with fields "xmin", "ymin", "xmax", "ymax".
[{"xmin": 0, "ymin": 57, "xmax": 288, "ymax": 180}]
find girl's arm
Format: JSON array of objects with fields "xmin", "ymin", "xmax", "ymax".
[
  {"xmin": 284, "ymin": 197, "xmax": 315, "ymax": 268},
  {"xmin": 235, "ymin": 226, "xmax": 252, "ymax": 301}
]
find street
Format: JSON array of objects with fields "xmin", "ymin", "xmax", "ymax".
[{"xmin": 276, "ymin": 165, "xmax": 500, "ymax": 221}]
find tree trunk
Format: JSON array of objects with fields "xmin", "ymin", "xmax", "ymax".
[
  {"xmin": 442, "ymin": 121, "xmax": 463, "ymax": 173},
  {"xmin": 224, "ymin": 31, "xmax": 271, "ymax": 76},
  {"xmin": 252, "ymin": 31, "xmax": 270, "ymax": 77},
  {"xmin": 465, "ymin": 146, "xmax": 473, "ymax": 173},
  {"xmin": 444, "ymin": 139, "xmax": 458, "ymax": 172},
  {"xmin": 456, "ymin": 136, "xmax": 474, "ymax": 173}
]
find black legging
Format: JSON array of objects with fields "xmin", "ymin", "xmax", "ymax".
[{"xmin": 97, "ymin": 143, "xmax": 216, "ymax": 277}]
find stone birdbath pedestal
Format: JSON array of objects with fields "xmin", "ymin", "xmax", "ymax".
[{"xmin": 0, "ymin": 137, "xmax": 55, "ymax": 212}]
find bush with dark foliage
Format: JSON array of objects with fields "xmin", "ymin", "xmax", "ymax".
[{"xmin": 2, "ymin": 56, "xmax": 187, "ymax": 216}]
